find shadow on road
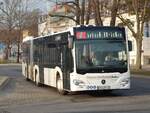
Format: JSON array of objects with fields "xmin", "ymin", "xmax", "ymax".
[{"xmin": 1, "ymin": 74, "xmax": 150, "ymax": 104}]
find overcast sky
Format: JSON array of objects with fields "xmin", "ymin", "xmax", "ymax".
[
  {"xmin": 29, "ymin": 0, "xmax": 70, "ymax": 13},
  {"xmin": 29, "ymin": 0, "xmax": 55, "ymax": 13}
]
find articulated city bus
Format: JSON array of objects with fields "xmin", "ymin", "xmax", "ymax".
[{"xmin": 22, "ymin": 26, "xmax": 132, "ymax": 95}]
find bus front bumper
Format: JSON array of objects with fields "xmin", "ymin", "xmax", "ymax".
[{"xmin": 70, "ymin": 73, "xmax": 130, "ymax": 92}]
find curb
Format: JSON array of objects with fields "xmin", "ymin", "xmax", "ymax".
[
  {"xmin": 0, "ymin": 63, "xmax": 21, "ymax": 66},
  {"xmin": 0, "ymin": 77, "xmax": 10, "ymax": 90}
]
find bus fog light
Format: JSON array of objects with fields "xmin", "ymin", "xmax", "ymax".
[
  {"xmin": 121, "ymin": 78, "xmax": 130, "ymax": 86},
  {"xmin": 73, "ymin": 79, "xmax": 85, "ymax": 86}
]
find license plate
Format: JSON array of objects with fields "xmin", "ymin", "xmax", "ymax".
[{"xmin": 97, "ymin": 86, "xmax": 111, "ymax": 90}]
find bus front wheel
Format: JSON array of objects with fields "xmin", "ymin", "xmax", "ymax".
[{"xmin": 56, "ymin": 77, "xmax": 68, "ymax": 95}]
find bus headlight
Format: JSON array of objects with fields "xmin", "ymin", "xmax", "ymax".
[
  {"xmin": 121, "ymin": 78, "xmax": 130, "ymax": 87},
  {"xmin": 73, "ymin": 79, "xmax": 85, "ymax": 86}
]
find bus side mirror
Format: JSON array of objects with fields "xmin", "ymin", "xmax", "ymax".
[
  {"xmin": 68, "ymin": 36, "xmax": 74, "ymax": 49},
  {"xmin": 128, "ymin": 40, "xmax": 132, "ymax": 51}
]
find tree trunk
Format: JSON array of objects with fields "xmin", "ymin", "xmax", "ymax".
[
  {"xmin": 135, "ymin": 7, "xmax": 142, "ymax": 69},
  {"xmin": 96, "ymin": 0, "xmax": 102, "ymax": 26},
  {"xmin": 5, "ymin": 44, "xmax": 11, "ymax": 61},
  {"xmin": 5, "ymin": 46, "xmax": 9, "ymax": 60},
  {"xmin": 75, "ymin": 0, "xmax": 80, "ymax": 25},
  {"xmin": 81, "ymin": 0, "xmax": 85, "ymax": 25},
  {"xmin": 110, "ymin": 0, "xmax": 120, "ymax": 26},
  {"xmin": 135, "ymin": 38, "xmax": 142, "ymax": 70},
  {"xmin": 94, "ymin": 0, "xmax": 103, "ymax": 26},
  {"xmin": 85, "ymin": 0, "xmax": 91, "ymax": 25},
  {"xmin": 17, "ymin": 41, "xmax": 20, "ymax": 63}
]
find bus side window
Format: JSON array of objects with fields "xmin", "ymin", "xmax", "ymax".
[{"xmin": 34, "ymin": 50, "xmax": 38, "ymax": 63}]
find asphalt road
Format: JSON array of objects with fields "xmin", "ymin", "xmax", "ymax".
[{"xmin": 0, "ymin": 64, "xmax": 150, "ymax": 113}]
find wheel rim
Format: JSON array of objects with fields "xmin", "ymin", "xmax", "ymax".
[{"xmin": 25, "ymin": 68, "xmax": 27, "ymax": 77}]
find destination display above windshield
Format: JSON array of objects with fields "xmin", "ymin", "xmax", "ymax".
[{"xmin": 76, "ymin": 31, "xmax": 124, "ymax": 40}]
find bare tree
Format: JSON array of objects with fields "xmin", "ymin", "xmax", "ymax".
[
  {"xmin": 15, "ymin": 0, "xmax": 29, "ymax": 62},
  {"xmin": 0, "ymin": 0, "xmax": 39, "ymax": 62},
  {"xmin": 118, "ymin": 0, "xmax": 150, "ymax": 69},
  {"xmin": 0, "ymin": 0, "xmax": 20, "ymax": 60}
]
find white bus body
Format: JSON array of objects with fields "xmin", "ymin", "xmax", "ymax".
[{"xmin": 22, "ymin": 26, "xmax": 131, "ymax": 95}]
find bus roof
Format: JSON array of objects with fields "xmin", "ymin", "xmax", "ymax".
[
  {"xmin": 34, "ymin": 30, "xmax": 71, "ymax": 40},
  {"xmin": 23, "ymin": 36, "xmax": 34, "ymax": 42},
  {"xmin": 22, "ymin": 26, "xmax": 125, "ymax": 42}
]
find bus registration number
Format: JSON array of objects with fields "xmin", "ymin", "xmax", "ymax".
[{"xmin": 97, "ymin": 86, "xmax": 111, "ymax": 90}]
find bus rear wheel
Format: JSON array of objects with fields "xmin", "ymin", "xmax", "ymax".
[
  {"xmin": 56, "ymin": 77, "xmax": 68, "ymax": 95},
  {"xmin": 25, "ymin": 67, "xmax": 30, "ymax": 81},
  {"xmin": 35, "ymin": 70, "xmax": 40, "ymax": 87}
]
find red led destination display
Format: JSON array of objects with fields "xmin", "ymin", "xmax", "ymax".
[{"xmin": 76, "ymin": 31, "xmax": 123, "ymax": 40}]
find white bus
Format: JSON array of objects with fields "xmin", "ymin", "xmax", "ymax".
[{"xmin": 22, "ymin": 26, "xmax": 132, "ymax": 95}]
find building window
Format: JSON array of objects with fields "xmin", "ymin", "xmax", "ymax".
[{"xmin": 144, "ymin": 21, "xmax": 150, "ymax": 38}]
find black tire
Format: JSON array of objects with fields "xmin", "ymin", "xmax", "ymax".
[
  {"xmin": 103, "ymin": 90, "xmax": 113, "ymax": 94},
  {"xmin": 26, "ymin": 77, "xmax": 30, "ymax": 81},
  {"xmin": 25, "ymin": 68, "xmax": 30, "ymax": 81},
  {"xmin": 56, "ymin": 77, "xmax": 68, "ymax": 95},
  {"xmin": 35, "ymin": 70, "xmax": 40, "ymax": 87}
]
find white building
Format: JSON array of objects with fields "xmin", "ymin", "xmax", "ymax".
[
  {"xmin": 38, "ymin": 14, "xmax": 51, "ymax": 36},
  {"xmin": 142, "ymin": 21, "xmax": 150, "ymax": 65}
]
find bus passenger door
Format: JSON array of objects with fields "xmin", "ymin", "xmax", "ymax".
[{"xmin": 62, "ymin": 45, "xmax": 73, "ymax": 90}]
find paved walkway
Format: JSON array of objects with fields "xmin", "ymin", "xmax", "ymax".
[
  {"xmin": 131, "ymin": 65, "xmax": 150, "ymax": 71},
  {"xmin": 142, "ymin": 65, "xmax": 150, "ymax": 71}
]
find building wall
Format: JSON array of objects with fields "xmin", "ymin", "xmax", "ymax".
[{"xmin": 142, "ymin": 21, "xmax": 150, "ymax": 65}]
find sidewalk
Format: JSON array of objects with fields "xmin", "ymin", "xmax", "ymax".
[
  {"xmin": 142, "ymin": 65, "xmax": 150, "ymax": 71},
  {"xmin": 131, "ymin": 65, "xmax": 150, "ymax": 76},
  {"xmin": 0, "ymin": 76, "xmax": 9, "ymax": 90}
]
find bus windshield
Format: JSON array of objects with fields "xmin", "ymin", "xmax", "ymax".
[{"xmin": 75, "ymin": 40, "xmax": 127, "ymax": 74}]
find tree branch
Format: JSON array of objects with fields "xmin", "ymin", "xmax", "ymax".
[
  {"xmin": 117, "ymin": 15, "xmax": 136, "ymax": 37},
  {"xmin": 58, "ymin": 1, "xmax": 80, "ymax": 9},
  {"xmin": 49, "ymin": 13, "xmax": 79, "ymax": 24},
  {"xmin": 0, "ymin": 6, "xmax": 9, "ymax": 17}
]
